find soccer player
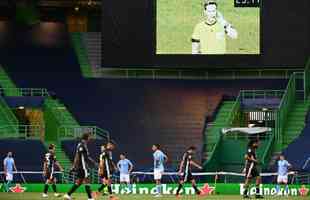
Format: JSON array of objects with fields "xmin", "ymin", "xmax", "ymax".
[
  {"xmin": 192, "ymin": 0, "xmax": 238, "ymax": 54},
  {"xmin": 64, "ymin": 133, "xmax": 97, "ymax": 200},
  {"xmin": 176, "ymin": 146, "xmax": 202, "ymax": 197},
  {"xmin": 152, "ymin": 144, "xmax": 168, "ymax": 197},
  {"xmin": 97, "ymin": 141, "xmax": 117, "ymax": 199},
  {"xmin": 42, "ymin": 144, "xmax": 63, "ymax": 198},
  {"xmin": 275, "ymin": 155, "xmax": 292, "ymax": 195},
  {"xmin": 3, "ymin": 152, "xmax": 17, "ymax": 192},
  {"xmin": 117, "ymin": 153, "xmax": 133, "ymax": 194},
  {"xmin": 242, "ymin": 139, "xmax": 264, "ymax": 199}
]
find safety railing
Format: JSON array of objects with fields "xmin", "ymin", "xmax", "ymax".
[
  {"xmin": 227, "ymin": 93, "xmax": 241, "ymax": 125},
  {"xmin": 240, "ymin": 90, "xmax": 285, "ymax": 100},
  {"xmin": 304, "ymin": 57, "xmax": 310, "ymax": 98},
  {"xmin": 0, "ymin": 124, "xmax": 43, "ymax": 139},
  {"xmin": 0, "ymin": 88, "xmax": 49, "ymax": 97},
  {"xmin": 0, "ymin": 96, "xmax": 19, "ymax": 125},
  {"xmin": 275, "ymin": 73, "xmax": 297, "ymax": 150},
  {"xmin": 58, "ymin": 125, "xmax": 110, "ymax": 141}
]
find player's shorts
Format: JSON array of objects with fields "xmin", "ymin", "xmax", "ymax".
[
  {"xmin": 182, "ymin": 171, "xmax": 194, "ymax": 182},
  {"xmin": 245, "ymin": 164, "xmax": 259, "ymax": 178},
  {"xmin": 100, "ymin": 169, "xmax": 113, "ymax": 180},
  {"xmin": 76, "ymin": 168, "xmax": 90, "ymax": 179},
  {"xmin": 154, "ymin": 169, "xmax": 164, "ymax": 180},
  {"xmin": 44, "ymin": 170, "xmax": 55, "ymax": 181},
  {"xmin": 277, "ymin": 175, "xmax": 288, "ymax": 183},
  {"xmin": 120, "ymin": 173, "xmax": 130, "ymax": 183},
  {"xmin": 6, "ymin": 173, "xmax": 13, "ymax": 181}
]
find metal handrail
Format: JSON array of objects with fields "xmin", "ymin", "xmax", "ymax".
[
  {"xmin": 58, "ymin": 125, "xmax": 110, "ymax": 141},
  {"xmin": 0, "ymin": 96, "xmax": 19, "ymax": 125},
  {"xmin": 0, "ymin": 124, "xmax": 43, "ymax": 139},
  {"xmin": 240, "ymin": 90, "xmax": 285, "ymax": 100},
  {"xmin": 0, "ymin": 88, "xmax": 50, "ymax": 96}
]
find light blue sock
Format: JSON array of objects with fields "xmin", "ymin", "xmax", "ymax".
[
  {"xmin": 128, "ymin": 184, "xmax": 132, "ymax": 192},
  {"xmin": 156, "ymin": 184, "xmax": 161, "ymax": 194},
  {"xmin": 285, "ymin": 185, "xmax": 289, "ymax": 194},
  {"xmin": 276, "ymin": 185, "xmax": 280, "ymax": 193}
]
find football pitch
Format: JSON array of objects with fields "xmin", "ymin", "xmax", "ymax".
[
  {"xmin": 156, "ymin": 0, "xmax": 260, "ymax": 54},
  {"xmin": 0, "ymin": 193, "xmax": 308, "ymax": 200}
]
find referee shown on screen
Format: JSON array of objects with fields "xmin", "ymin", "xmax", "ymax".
[{"xmin": 192, "ymin": 0, "xmax": 238, "ymax": 54}]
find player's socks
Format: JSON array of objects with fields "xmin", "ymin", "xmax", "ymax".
[
  {"xmin": 98, "ymin": 184, "xmax": 107, "ymax": 192},
  {"xmin": 52, "ymin": 184, "xmax": 57, "ymax": 193},
  {"xmin": 156, "ymin": 184, "xmax": 162, "ymax": 194},
  {"xmin": 68, "ymin": 183, "xmax": 80, "ymax": 195},
  {"xmin": 276, "ymin": 185, "xmax": 280, "ymax": 194},
  {"xmin": 255, "ymin": 186, "xmax": 264, "ymax": 198},
  {"xmin": 44, "ymin": 184, "xmax": 49, "ymax": 194},
  {"xmin": 108, "ymin": 185, "xmax": 113, "ymax": 194},
  {"xmin": 285, "ymin": 185, "xmax": 289, "ymax": 194},
  {"xmin": 243, "ymin": 188, "xmax": 248, "ymax": 196},
  {"xmin": 4, "ymin": 181, "xmax": 9, "ymax": 192},
  {"xmin": 192, "ymin": 185, "xmax": 201, "ymax": 195},
  {"xmin": 85, "ymin": 184, "xmax": 92, "ymax": 199},
  {"xmin": 176, "ymin": 184, "xmax": 183, "ymax": 195},
  {"xmin": 128, "ymin": 184, "xmax": 132, "ymax": 193},
  {"xmin": 5, "ymin": 181, "xmax": 12, "ymax": 192}
]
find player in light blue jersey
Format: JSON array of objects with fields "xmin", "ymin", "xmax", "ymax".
[
  {"xmin": 152, "ymin": 144, "xmax": 168, "ymax": 197},
  {"xmin": 276, "ymin": 155, "xmax": 292, "ymax": 195},
  {"xmin": 117, "ymin": 153, "xmax": 133, "ymax": 194},
  {"xmin": 3, "ymin": 152, "xmax": 17, "ymax": 192}
]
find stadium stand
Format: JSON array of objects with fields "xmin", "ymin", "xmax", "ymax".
[
  {"xmin": 283, "ymin": 111, "xmax": 310, "ymax": 171},
  {"xmin": 81, "ymin": 32, "xmax": 101, "ymax": 69},
  {"xmin": 1, "ymin": 32, "xmax": 306, "ymax": 174}
]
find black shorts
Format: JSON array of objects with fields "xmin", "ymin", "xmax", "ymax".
[
  {"xmin": 181, "ymin": 171, "xmax": 194, "ymax": 182},
  {"xmin": 245, "ymin": 164, "xmax": 260, "ymax": 178},
  {"xmin": 100, "ymin": 169, "xmax": 113, "ymax": 180},
  {"xmin": 44, "ymin": 170, "xmax": 56, "ymax": 181},
  {"xmin": 76, "ymin": 168, "xmax": 90, "ymax": 179}
]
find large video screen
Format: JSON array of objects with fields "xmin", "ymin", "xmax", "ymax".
[
  {"xmin": 156, "ymin": 0, "xmax": 260, "ymax": 55},
  {"xmin": 103, "ymin": 0, "xmax": 309, "ymax": 68}
]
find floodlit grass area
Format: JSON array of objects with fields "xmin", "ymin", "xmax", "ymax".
[
  {"xmin": 0, "ymin": 193, "xmax": 308, "ymax": 200},
  {"xmin": 156, "ymin": 0, "xmax": 260, "ymax": 54}
]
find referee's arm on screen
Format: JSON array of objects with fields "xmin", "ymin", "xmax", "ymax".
[{"xmin": 217, "ymin": 12, "xmax": 238, "ymax": 39}]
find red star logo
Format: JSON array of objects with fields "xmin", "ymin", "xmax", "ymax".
[
  {"xmin": 200, "ymin": 183, "xmax": 215, "ymax": 195},
  {"xmin": 299, "ymin": 185, "xmax": 309, "ymax": 196},
  {"xmin": 10, "ymin": 184, "xmax": 26, "ymax": 193}
]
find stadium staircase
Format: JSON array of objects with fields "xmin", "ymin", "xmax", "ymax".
[
  {"xmin": 204, "ymin": 101, "xmax": 235, "ymax": 159},
  {"xmin": 0, "ymin": 66, "xmax": 20, "ymax": 96},
  {"xmin": 43, "ymin": 97, "xmax": 80, "ymax": 169},
  {"xmin": 0, "ymin": 96, "xmax": 19, "ymax": 136},
  {"xmin": 282, "ymin": 100, "xmax": 310, "ymax": 149},
  {"xmin": 71, "ymin": 33, "xmax": 93, "ymax": 77},
  {"xmin": 81, "ymin": 32, "xmax": 101, "ymax": 69}
]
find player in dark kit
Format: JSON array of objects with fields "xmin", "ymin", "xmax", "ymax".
[
  {"xmin": 42, "ymin": 144, "xmax": 63, "ymax": 198},
  {"xmin": 64, "ymin": 133, "xmax": 97, "ymax": 200},
  {"xmin": 242, "ymin": 139, "xmax": 264, "ymax": 199},
  {"xmin": 95, "ymin": 141, "xmax": 117, "ymax": 199},
  {"xmin": 176, "ymin": 146, "xmax": 203, "ymax": 197}
]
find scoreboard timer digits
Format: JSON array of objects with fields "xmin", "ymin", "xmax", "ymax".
[{"xmin": 234, "ymin": 0, "xmax": 260, "ymax": 7}]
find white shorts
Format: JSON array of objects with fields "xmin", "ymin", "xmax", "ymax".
[
  {"xmin": 154, "ymin": 169, "xmax": 164, "ymax": 180},
  {"xmin": 277, "ymin": 175, "xmax": 288, "ymax": 183},
  {"xmin": 6, "ymin": 173, "xmax": 13, "ymax": 181},
  {"xmin": 120, "ymin": 174, "xmax": 130, "ymax": 183}
]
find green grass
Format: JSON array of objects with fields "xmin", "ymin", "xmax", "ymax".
[
  {"xmin": 0, "ymin": 193, "xmax": 307, "ymax": 200},
  {"xmin": 156, "ymin": 0, "xmax": 260, "ymax": 54}
]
